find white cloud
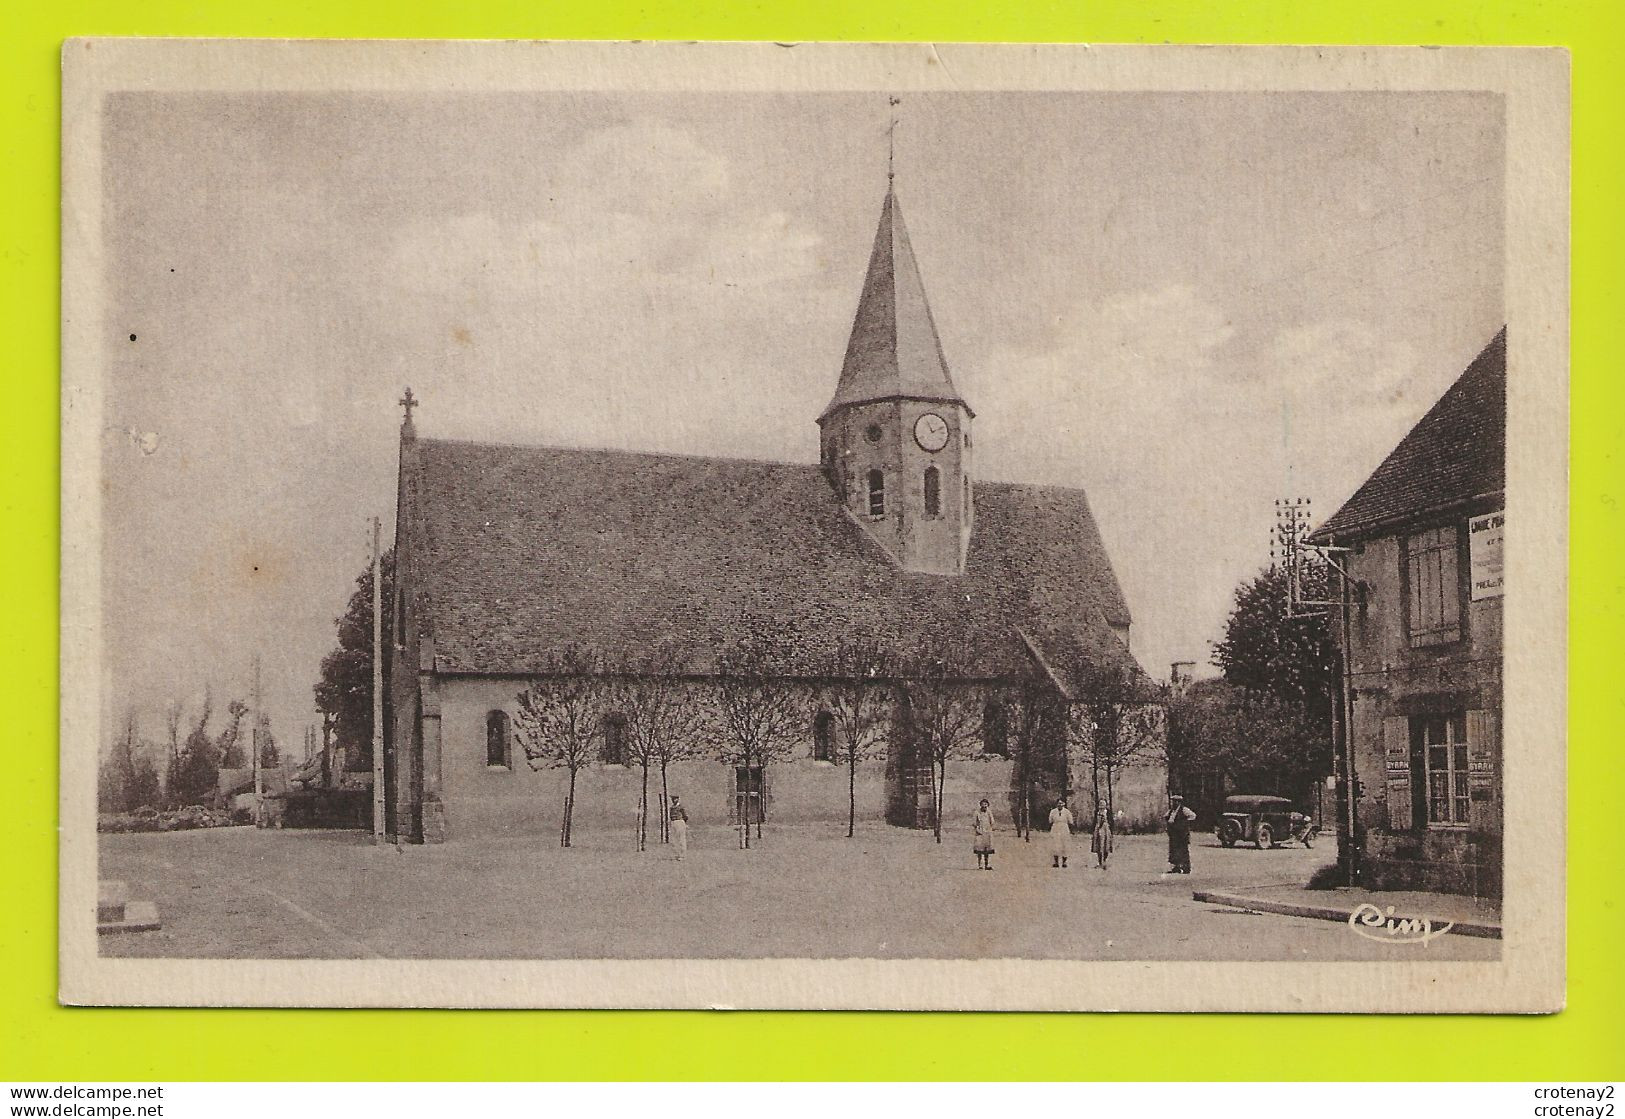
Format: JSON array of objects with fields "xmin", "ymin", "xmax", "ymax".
[
  {"xmin": 384, "ymin": 120, "xmax": 827, "ymax": 307},
  {"xmin": 973, "ymin": 285, "xmax": 1443, "ymax": 676}
]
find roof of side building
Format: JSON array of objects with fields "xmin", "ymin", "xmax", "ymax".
[{"xmin": 1307, "ymin": 328, "xmax": 1506, "ymax": 544}]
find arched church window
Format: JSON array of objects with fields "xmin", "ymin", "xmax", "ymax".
[
  {"xmin": 867, "ymin": 470, "xmax": 886, "ymax": 517},
  {"xmin": 982, "ymin": 702, "xmax": 1008, "ymax": 758},
  {"xmin": 923, "ymin": 467, "xmax": 941, "ymax": 517},
  {"xmin": 485, "ymin": 710, "xmax": 512, "ymax": 769},
  {"xmin": 601, "ymin": 713, "xmax": 629, "ymax": 766},
  {"xmin": 813, "ymin": 711, "xmax": 835, "ymax": 762}
]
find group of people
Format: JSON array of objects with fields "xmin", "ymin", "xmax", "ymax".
[
  {"xmin": 665, "ymin": 789, "xmax": 1200, "ymax": 875},
  {"xmin": 971, "ymin": 793, "xmax": 1199, "ymax": 875},
  {"xmin": 971, "ymin": 797, "xmax": 1116, "ymax": 871}
]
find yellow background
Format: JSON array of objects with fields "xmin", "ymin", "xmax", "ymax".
[{"xmin": 4, "ymin": 0, "xmax": 1619, "ymax": 1081}]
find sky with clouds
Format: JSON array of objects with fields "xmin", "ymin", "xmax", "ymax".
[{"xmin": 101, "ymin": 90, "xmax": 1504, "ymax": 749}]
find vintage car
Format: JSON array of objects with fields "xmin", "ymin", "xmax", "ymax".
[{"xmin": 1215, "ymin": 794, "xmax": 1317, "ymax": 849}]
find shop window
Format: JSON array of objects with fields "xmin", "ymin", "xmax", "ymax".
[
  {"xmin": 1406, "ymin": 526, "xmax": 1461, "ymax": 646},
  {"xmin": 485, "ymin": 710, "xmax": 512, "ymax": 769},
  {"xmin": 1414, "ymin": 713, "xmax": 1469, "ymax": 827}
]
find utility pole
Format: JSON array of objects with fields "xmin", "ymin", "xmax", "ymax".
[
  {"xmin": 251, "ymin": 653, "xmax": 264, "ymax": 825},
  {"xmin": 371, "ymin": 516, "xmax": 386, "ymax": 844}
]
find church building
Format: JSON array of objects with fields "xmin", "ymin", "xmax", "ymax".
[{"xmin": 384, "ymin": 185, "xmax": 1156, "ymax": 844}]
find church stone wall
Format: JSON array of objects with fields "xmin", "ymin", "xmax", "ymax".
[
  {"xmin": 434, "ymin": 675, "xmax": 910, "ymax": 840},
  {"xmin": 421, "ymin": 675, "xmax": 1149, "ymax": 841}
]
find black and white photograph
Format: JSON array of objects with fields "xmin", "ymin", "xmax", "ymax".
[{"xmin": 59, "ymin": 41, "xmax": 1569, "ymax": 1011}]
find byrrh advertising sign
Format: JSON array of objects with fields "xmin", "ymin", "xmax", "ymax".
[{"xmin": 1469, "ymin": 510, "xmax": 1505, "ymax": 600}]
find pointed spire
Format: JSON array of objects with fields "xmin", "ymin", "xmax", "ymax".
[{"xmin": 820, "ymin": 188, "xmax": 970, "ymax": 421}]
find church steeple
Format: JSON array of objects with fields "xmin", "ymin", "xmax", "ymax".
[
  {"xmin": 820, "ymin": 188, "xmax": 971, "ymax": 423},
  {"xmin": 819, "ymin": 185, "xmax": 975, "ymax": 576}
]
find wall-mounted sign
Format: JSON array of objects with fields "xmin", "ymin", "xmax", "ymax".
[{"xmin": 1469, "ymin": 510, "xmax": 1505, "ymax": 600}]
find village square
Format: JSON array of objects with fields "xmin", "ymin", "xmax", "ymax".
[{"xmin": 92, "ymin": 90, "xmax": 1507, "ymax": 963}]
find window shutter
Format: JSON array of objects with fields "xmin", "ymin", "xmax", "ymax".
[
  {"xmin": 1466, "ymin": 708, "xmax": 1499, "ymax": 826},
  {"xmin": 1382, "ymin": 716, "xmax": 1412, "ymax": 832},
  {"xmin": 1440, "ymin": 530, "xmax": 1461, "ymax": 629}
]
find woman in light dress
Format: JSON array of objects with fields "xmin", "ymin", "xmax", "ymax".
[
  {"xmin": 972, "ymin": 799, "xmax": 997, "ymax": 871},
  {"xmin": 1048, "ymin": 797, "xmax": 1076, "ymax": 869},
  {"xmin": 1090, "ymin": 806, "xmax": 1114, "ymax": 869},
  {"xmin": 669, "ymin": 794, "xmax": 690, "ymax": 860}
]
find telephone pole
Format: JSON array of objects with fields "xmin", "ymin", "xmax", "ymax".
[
  {"xmin": 251, "ymin": 653, "xmax": 264, "ymax": 825},
  {"xmin": 371, "ymin": 516, "xmax": 386, "ymax": 844}
]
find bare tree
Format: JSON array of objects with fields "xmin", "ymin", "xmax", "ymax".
[
  {"xmin": 609, "ymin": 646, "xmax": 712, "ymax": 850},
  {"xmin": 815, "ymin": 635, "xmax": 893, "ymax": 838},
  {"xmin": 712, "ymin": 625, "xmax": 803, "ymax": 848},
  {"xmin": 513, "ymin": 647, "xmax": 614, "ymax": 848},
  {"xmin": 1069, "ymin": 663, "xmax": 1165, "ymax": 822},
  {"xmin": 903, "ymin": 629, "xmax": 985, "ymax": 844},
  {"xmin": 163, "ymin": 698, "xmax": 185, "ymax": 806}
]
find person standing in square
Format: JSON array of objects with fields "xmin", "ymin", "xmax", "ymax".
[
  {"xmin": 1090, "ymin": 805, "xmax": 1114, "ymax": 869},
  {"xmin": 972, "ymin": 799, "xmax": 997, "ymax": 870},
  {"xmin": 1165, "ymin": 792, "xmax": 1196, "ymax": 874},
  {"xmin": 1048, "ymin": 797, "xmax": 1075, "ymax": 868},
  {"xmin": 669, "ymin": 794, "xmax": 690, "ymax": 861}
]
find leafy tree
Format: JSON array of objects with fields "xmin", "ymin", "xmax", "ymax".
[
  {"xmin": 1203, "ymin": 564, "xmax": 1338, "ymax": 794},
  {"xmin": 814, "ymin": 635, "xmax": 893, "ymax": 838},
  {"xmin": 216, "ymin": 700, "xmax": 250, "ymax": 769},
  {"xmin": 712, "ymin": 624, "xmax": 804, "ymax": 848},
  {"xmin": 1213, "ymin": 564, "xmax": 1337, "ymax": 714},
  {"xmin": 1167, "ymin": 677, "xmax": 1327, "ymax": 800},
  {"xmin": 901, "ymin": 628, "xmax": 984, "ymax": 844},
  {"xmin": 97, "ymin": 757, "xmax": 124, "ymax": 814},
  {"xmin": 101, "ymin": 710, "xmax": 161, "ymax": 813},
  {"xmin": 513, "ymin": 647, "xmax": 614, "ymax": 848},
  {"xmin": 314, "ymin": 550, "xmax": 394, "ymax": 772},
  {"xmin": 170, "ymin": 693, "xmax": 219, "ymax": 806}
]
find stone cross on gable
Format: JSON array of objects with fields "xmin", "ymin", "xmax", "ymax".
[{"xmin": 399, "ymin": 387, "xmax": 419, "ymax": 424}]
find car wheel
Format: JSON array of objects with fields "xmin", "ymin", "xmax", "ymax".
[
  {"xmin": 1218, "ymin": 819, "xmax": 1241, "ymax": 847},
  {"xmin": 1255, "ymin": 822, "xmax": 1274, "ymax": 849}
]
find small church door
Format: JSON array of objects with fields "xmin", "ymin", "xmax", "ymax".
[{"xmin": 732, "ymin": 766, "xmax": 766, "ymax": 825}]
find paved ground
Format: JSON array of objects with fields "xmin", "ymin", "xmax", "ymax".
[
  {"xmin": 1195, "ymin": 883, "xmax": 1502, "ymax": 937},
  {"xmin": 99, "ymin": 823, "xmax": 1500, "ymax": 961}
]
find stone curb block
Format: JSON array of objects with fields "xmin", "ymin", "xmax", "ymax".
[{"xmin": 1192, "ymin": 889, "xmax": 1502, "ymax": 940}]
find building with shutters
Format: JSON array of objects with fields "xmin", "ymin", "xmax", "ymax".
[
  {"xmin": 1307, "ymin": 328, "xmax": 1506, "ymax": 897},
  {"xmin": 382, "ymin": 184, "xmax": 1160, "ymax": 844}
]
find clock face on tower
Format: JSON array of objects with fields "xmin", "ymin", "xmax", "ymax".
[{"xmin": 913, "ymin": 412, "xmax": 950, "ymax": 453}]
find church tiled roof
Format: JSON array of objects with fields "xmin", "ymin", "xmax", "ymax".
[
  {"xmin": 404, "ymin": 436, "xmax": 1143, "ymax": 692},
  {"xmin": 1308, "ymin": 328, "xmax": 1506, "ymax": 544},
  {"xmin": 821, "ymin": 189, "xmax": 971, "ymax": 421}
]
